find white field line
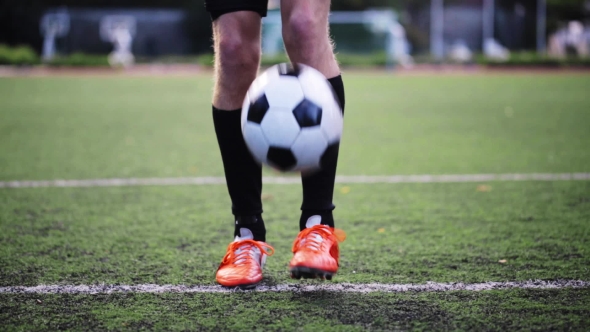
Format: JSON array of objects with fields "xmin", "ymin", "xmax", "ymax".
[
  {"xmin": 0, "ymin": 280, "xmax": 588, "ymax": 294},
  {"xmin": 1, "ymin": 173, "xmax": 589, "ymax": 188}
]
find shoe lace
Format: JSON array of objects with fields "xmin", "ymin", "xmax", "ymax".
[
  {"xmin": 221, "ymin": 239, "xmax": 274, "ymax": 266},
  {"xmin": 292, "ymin": 225, "xmax": 346, "ymax": 253}
]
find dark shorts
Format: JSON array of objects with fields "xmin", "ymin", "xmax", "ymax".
[{"xmin": 205, "ymin": 0, "xmax": 269, "ymax": 20}]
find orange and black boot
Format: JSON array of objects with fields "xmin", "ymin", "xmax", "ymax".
[
  {"xmin": 289, "ymin": 216, "xmax": 346, "ymax": 280},
  {"xmin": 216, "ymin": 228, "xmax": 274, "ymax": 289}
]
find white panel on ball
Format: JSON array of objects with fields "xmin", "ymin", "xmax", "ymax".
[
  {"xmin": 260, "ymin": 109, "xmax": 301, "ymax": 148},
  {"xmin": 291, "ymin": 127, "xmax": 328, "ymax": 170},
  {"xmin": 297, "ymin": 67, "xmax": 336, "ymax": 107},
  {"xmin": 263, "ymin": 76, "xmax": 304, "ymax": 110},
  {"xmin": 243, "ymin": 123, "xmax": 270, "ymax": 163},
  {"xmin": 320, "ymin": 103, "xmax": 343, "ymax": 144},
  {"xmin": 248, "ymin": 67, "xmax": 280, "ymax": 100}
]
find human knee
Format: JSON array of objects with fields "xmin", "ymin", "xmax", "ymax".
[
  {"xmin": 216, "ymin": 33, "xmax": 260, "ymax": 71},
  {"xmin": 283, "ymin": 10, "xmax": 320, "ymax": 51}
]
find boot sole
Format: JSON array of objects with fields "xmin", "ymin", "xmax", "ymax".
[
  {"xmin": 221, "ymin": 282, "xmax": 260, "ymax": 290},
  {"xmin": 290, "ymin": 266, "xmax": 336, "ymax": 280}
]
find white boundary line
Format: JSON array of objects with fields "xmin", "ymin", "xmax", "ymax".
[
  {"xmin": 1, "ymin": 173, "xmax": 589, "ymax": 188},
  {"xmin": 0, "ymin": 280, "xmax": 588, "ymax": 294}
]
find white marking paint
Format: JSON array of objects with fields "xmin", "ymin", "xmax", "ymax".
[
  {"xmin": 1, "ymin": 173, "xmax": 589, "ymax": 188},
  {"xmin": 0, "ymin": 280, "xmax": 588, "ymax": 294}
]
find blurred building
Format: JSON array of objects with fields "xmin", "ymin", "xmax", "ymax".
[
  {"xmin": 43, "ymin": 8, "xmax": 192, "ymax": 56},
  {"xmin": 408, "ymin": 0, "xmax": 539, "ymax": 54},
  {"xmin": 3, "ymin": 1, "xmax": 588, "ymax": 59}
]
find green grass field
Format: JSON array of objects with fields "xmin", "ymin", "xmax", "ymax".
[{"xmin": 1, "ymin": 72, "xmax": 589, "ymax": 330}]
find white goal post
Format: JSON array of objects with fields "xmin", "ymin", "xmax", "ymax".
[
  {"xmin": 100, "ymin": 15, "xmax": 137, "ymax": 67},
  {"xmin": 40, "ymin": 11, "xmax": 70, "ymax": 61}
]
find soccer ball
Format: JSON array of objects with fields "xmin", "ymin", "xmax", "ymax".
[{"xmin": 241, "ymin": 63, "xmax": 343, "ymax": 172}]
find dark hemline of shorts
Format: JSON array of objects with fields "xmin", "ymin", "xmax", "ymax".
[{"xmin": 205, "ymin": 0, "xmax": 269, "ymax": 20}]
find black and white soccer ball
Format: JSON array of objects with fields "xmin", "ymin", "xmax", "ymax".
[{"xmin": 241, "ymin": 63, "xmax": 343, "ymax": 172}]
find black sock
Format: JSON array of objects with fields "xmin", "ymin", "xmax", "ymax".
[
  {"xmin": 299, "ymin": 210, "xmax": 335, "ymax": 231},
  {"xmin": 235, "ymin": 215, "xmax": 266, "ymax": 242},
  {"xmin": 300, "ymin": 75, "xmax": 345, "ymax": 230},
  {"xmin": 213, "ymin": 107, "xmax": 265, "ymax": 240}
]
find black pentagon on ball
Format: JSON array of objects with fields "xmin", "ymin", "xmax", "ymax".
[
  {"xmin": 247, "ymin": 94, "xmax": 269, "ymax": 124},
  {"xmin": 292, "ymin": 99, "xmax": 322, "ymax": 128},
  {"xmin": 267, "ymin": 146, "xmax": 297, "ymax": 171},
  {"xmin": 277, "ymin": 63, "xmax": 300, "ymax": 77}
]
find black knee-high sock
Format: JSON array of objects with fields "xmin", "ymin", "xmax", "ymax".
[
  {"xmin": 299, "ymin": 75, "xmax": 345, "ymax": 230},
  {"xmin": 213, "ymin": 107, "xmax": 266, "ymax": 241}
]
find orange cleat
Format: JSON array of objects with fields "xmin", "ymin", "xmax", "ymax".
[
  {"xmin": 216, "ymin": 229, "xmax": 274, "ymax": 289},
  {"xmin": 289, "ymin": 218, "xmax": 346, "ymax": 280}
]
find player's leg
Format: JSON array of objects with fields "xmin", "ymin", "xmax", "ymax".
[
  {"xmin": 281, "ymin": 0, "xmax": 340, "ymax": 79},
  {"xmin": 282, "ymin": 0, "xmax": 345, "ymax": 230},
  {"xmin": 212, "ymin": 10, "xmax": 265, "ymax": 240},
  {"xmin": 207, "ymin": 1, "xmax": 273, "ymax": 288},
  {"xmin": 281, "ymin": 0, "xmax": 346, "ymax": 279}
]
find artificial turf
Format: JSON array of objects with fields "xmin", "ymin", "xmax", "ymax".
[
  {"xmin": 1, "ymin": 74, "xmax": 589, "ymax": 180},
  {"xmin": 1, "ymin": 72, "xmax": 589, "ymax": 330},
  {"xmin": 1, "ymin": 181, "xmax": 589, "ymax": 287},
  {"xmin": 2, "ymin": 289, "xmax": 590, "ymax": 331}
]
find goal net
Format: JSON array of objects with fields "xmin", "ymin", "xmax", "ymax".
[{"xmin": 262, "ymin": 9, "xmax": 413, "ymax": 68}]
